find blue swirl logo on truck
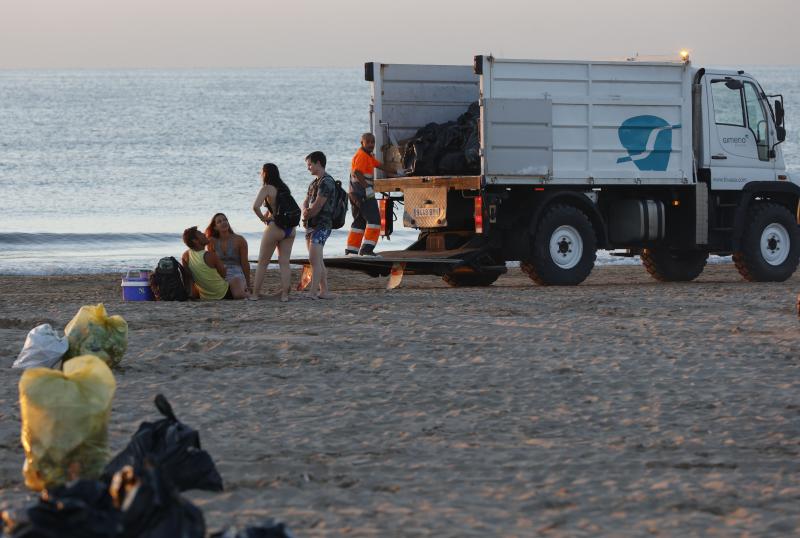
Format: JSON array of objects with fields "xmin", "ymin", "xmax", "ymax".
[{"xmin": 616, "ymin": 115, "xmax": 681, "ymax": 171}]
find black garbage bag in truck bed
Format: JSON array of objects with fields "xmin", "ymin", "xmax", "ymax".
[{"xmin": 403, "ymin": 102, "xmax": 480, "ymax": 176}]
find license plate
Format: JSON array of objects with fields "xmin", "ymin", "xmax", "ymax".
[{"xmin": 413, "ymin": 207, "xmax": 441, "ymax": 218}]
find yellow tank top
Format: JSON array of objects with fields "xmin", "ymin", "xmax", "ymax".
[{"xmin": 187, "ymin": 249, "xmax": 229, "ymax": 300}]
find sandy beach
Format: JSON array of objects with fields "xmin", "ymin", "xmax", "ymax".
[{"xmin": 0, "ymin": 263, "xmax": 798, "ymax": 536}]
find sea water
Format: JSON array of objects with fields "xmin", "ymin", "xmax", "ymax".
[{"xmin": 1, "ymin": 67, "xmax": 798, "ymax": 275}]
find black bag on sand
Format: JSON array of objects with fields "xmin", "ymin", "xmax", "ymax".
[
  {"xmin": 210, "ymin": 519, "xmax": 295, "ymax": 538},
  {"xmin": 149, "ymin": 257, "xmax": 189, "ymax": 301},
  {"xmin": 272, "ymin": 187, "xmax": 301, "ymax": 229},
  {"xmin": 1, "ymin": 471, "xmax": 206, "ymax": 538},
  {"xmin": 1, "ymin": 480, "xmax": 122, "ymax": 538},
  {"xmin": 110, "ymin": 465, "xmax": 205, "ymax": 538},
  {"xmin": 102, "ymin": 394, "xmax": 223, "ymax": 493}
]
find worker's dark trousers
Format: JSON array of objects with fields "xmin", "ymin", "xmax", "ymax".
[{"xmin": 346, "ymin": 183, "xmax": 381, "ymax": 255}]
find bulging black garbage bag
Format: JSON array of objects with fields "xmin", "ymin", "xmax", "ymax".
[
  {"xmin": 403, "ymin": 102, "xmax": 481, "ymax": 176},
  {"xmin": 462, "ymin": 104, "xmax": 481, "ymax": 167},
  {"xmin": 403, "ymin": 122, "xmax": 442, "ymax": 176},
  {"xmin": 1, "ymin": 468, "xmax": 207, "ymax": 538},
  {"xmin": 1, "ymin": 479, "xmax": 122, "ymax": 538},
  {"xmin": 102, "ymin": 395, "xmax": 223, "ymax": 493},
  {"xmin": 109, "ymin": 465, "xmax": 205, "ymax": 538},
  {"xmin": 438, "ymin": 152, "xmax": 469, "ymax": 175}
]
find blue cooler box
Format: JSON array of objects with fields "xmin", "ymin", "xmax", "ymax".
[{"xmin": 121, "ymin": 269, "xmax": 154, "ymax": 301}]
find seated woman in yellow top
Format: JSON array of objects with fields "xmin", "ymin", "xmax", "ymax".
[{"xmin": 181, "ymin": 226, "xmax": 247, "ymax": 300}]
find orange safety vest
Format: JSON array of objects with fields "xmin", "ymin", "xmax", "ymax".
[{"xmin": 351, "ymin": 147, "xmax": 381, "ymax": 180}]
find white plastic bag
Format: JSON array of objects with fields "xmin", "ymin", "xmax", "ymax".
[{"xmin": 13, "ymin": 324, "xmax": 68, "ymax": 370}]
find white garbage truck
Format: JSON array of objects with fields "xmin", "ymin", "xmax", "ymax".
[{"xmin": 345, "ymin": 54, "xmax": 799, "ymax": 286}]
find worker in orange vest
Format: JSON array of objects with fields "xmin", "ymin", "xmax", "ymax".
[{"xmin": 346, "ymin": 133, "xmax": 399, "ymax": 256}]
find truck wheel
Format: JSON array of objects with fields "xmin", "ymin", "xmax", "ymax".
[
  {"xmin": 641, "ymin": 248, "xmax": 708, "ymax": 282},
  {"xmin": 522, "ymin": 204, "xmax": 597, "ymax": 285},
  {"xmin": 733, "ymin": 202, "xmax": 800, "ymax": 282},
  {"xmin": 442, "ymin": 271, "xmax": 500, "ymax": 287}
]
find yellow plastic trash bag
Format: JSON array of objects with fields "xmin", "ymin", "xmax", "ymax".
[
  {"xmin": 64, "ymin": 303, "xmax": 128, "ymax": 368},
  {"xmin": 19, "ymin": 355, "xmax": 117, "ymax": 491}
]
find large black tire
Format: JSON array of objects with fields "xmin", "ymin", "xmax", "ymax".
[
  {"xmin": 733, "ymin": 202, "xmax": 800, "ymax": 282},
  {"xmin": 641, "ymin": 248, "xmax": 709, "ymax": 282},
  {"xmin": 522, "ymin": 204, "xmax": 597, "ymax": 286},
  {"xmin": 442, "ymin": 271, "xmax": 500, "ymax": 287}
]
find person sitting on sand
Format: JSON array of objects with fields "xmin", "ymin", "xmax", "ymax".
[
  {"xmin": 302, "ymin": 151, "xmax": 335, "ymax": 300},
  {"xmin": 250, "ymin": 163, "xmax": 297, "ymax": 302},
  {"xmin": 205, "ymin": 213, "xmax": 251, "ymax": 294},
  {"xmin": 182, "ymin": 226, "xmax": 247, "ymax": 300}
]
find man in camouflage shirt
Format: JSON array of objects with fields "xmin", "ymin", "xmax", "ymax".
[{"xmin": 302, "ymin": 151, "xmax": 336, "ymax": 299}]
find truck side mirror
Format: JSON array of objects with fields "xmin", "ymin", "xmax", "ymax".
[
  {"xmin": 775, "ymin": 100, "xmax": 786, "ymax": 142},
  {"xmin": 725, "ymin": 79, "xmax": 744, "ymax": 90},
  {"xmin": 775, "ymin": 99, "xmax": 785, "ymax": 126}
]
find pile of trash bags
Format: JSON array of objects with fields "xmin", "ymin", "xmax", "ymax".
[
  {"xmin": 13, "ymin": 304, "xmax": 128, "ymax": 370},
  {"xmin": 5, "ymin": 309, "xmax": 292, "ymax": 537},
  {"xmin": 402, "ymin": 101, "xmax": 481, "ymax": 176},
  {"xmin": 3, "ymin": 394, "xmax": 293, "ymax": 538}
]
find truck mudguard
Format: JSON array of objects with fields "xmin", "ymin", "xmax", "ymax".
[
  {"xmin": 527, "ymin": 191, "xmax": 609, "ymax": 248},
  {"xmin": 731, "ymin": 181, "xmax": 800, "ymax": 249}
]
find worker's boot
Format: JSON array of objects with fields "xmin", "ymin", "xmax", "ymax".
[{"xmin": 359, "ymin": 244, "xmax": 377, "ymax": 256}]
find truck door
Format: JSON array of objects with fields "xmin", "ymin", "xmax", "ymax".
[{"xmin": 706, "ymin": 76, "xmax": 774, "ymax": 189}]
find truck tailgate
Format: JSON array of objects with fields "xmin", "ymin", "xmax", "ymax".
[{"xmin": 374, "ymin": 175, "xmax": 481, "ymax": 192}]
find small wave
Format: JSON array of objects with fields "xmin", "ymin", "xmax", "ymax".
[{"xmin": 0, "ymin": 232, "xmax": 180, "ymax": 246}]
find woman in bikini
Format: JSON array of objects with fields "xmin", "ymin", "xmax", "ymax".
[
  {"xmin": 204, "ymin": 213, "xmax": 251, "ymax": 294},
  {"xmin": 250, "ymin": 163, "xmax": 297, "ymax": 301}
]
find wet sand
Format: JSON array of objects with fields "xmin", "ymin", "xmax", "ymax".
[{"xmin": 0, "ymin": 264, "xmax": 799, "ymax": 536}]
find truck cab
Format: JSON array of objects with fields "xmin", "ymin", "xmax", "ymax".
[
  {"xmin": 366, "ymin": 55, "xmax": 799, "ymax": 286},
  {"xmin": 699, "ymin": 69, "xmax": 786, "ymax": 185}
]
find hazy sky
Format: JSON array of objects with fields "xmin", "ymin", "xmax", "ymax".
[{"xmin": 2, "ymin": 0, "xmax": 798, "ymax": 69}]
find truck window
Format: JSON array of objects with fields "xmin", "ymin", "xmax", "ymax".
[
  {"xmin": 744, "ymin": 82, "xmax": 770, "ymax": 161},
  {"xmin": 711, "ymin": 81, "xmax": 745, "ymax": 127}
]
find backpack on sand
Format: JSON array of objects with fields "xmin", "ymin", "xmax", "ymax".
[{"xmin": 149, "ymin": 256, "xmax": 189, "ymax": 301}]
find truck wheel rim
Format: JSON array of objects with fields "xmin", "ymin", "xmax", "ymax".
[
  {"xmin": 761, "ymin": 223, "xmax": 790, "ymax": 266},
  {"xmin": 549, "ymin": 225, "xmax": 583, "ymax": 269}
]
